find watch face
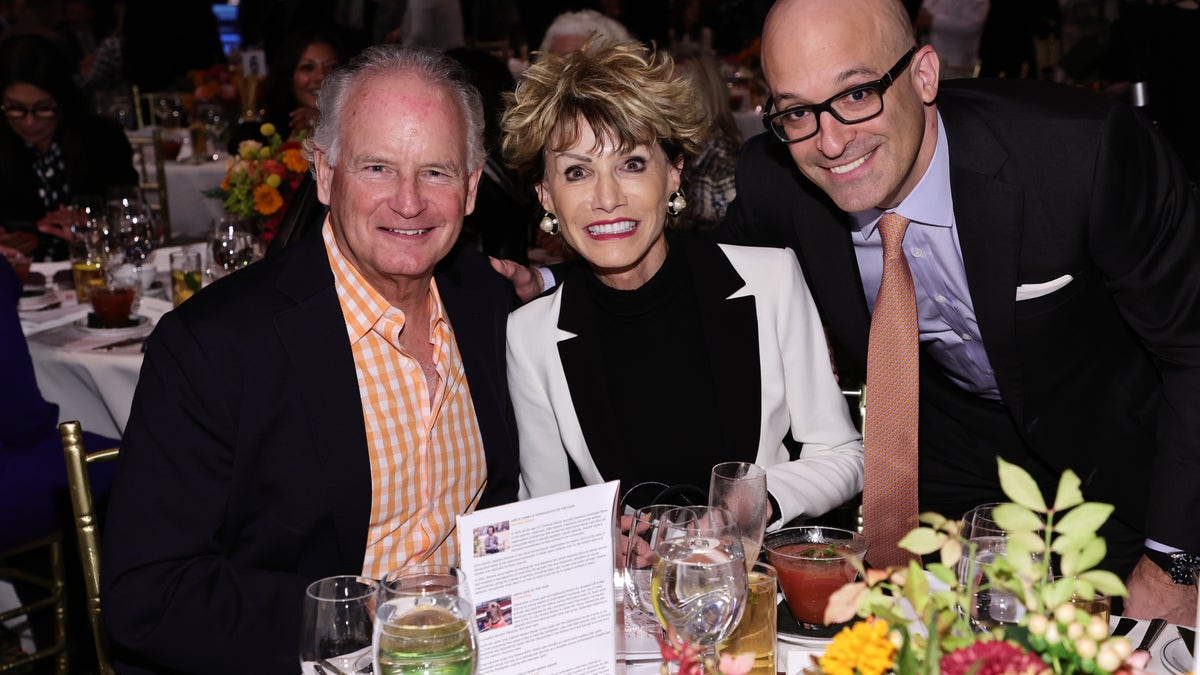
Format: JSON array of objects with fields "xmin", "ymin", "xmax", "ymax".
[{"xmin": 1168, "ymin": 552, "xmax": 1200, "ymax": 585}]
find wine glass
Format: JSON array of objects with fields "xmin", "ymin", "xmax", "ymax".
[
  {"xmin": 622, "ymin": 504, "xmax": 679, "ymax": 635},
  {"xmin": 300, "ymin": 575, "xmax": 379, "ymax": 675},
  {"xmin": 651, "ymin": 506, "xmax": 748, "ymax": 666},
  {"xmin": 382, "ymin": 564, "xmax": 466, "ymax": 601},
  {"xmin": 709, "ymin": 461, "xmax": 768, "ymax": 571},
  {"xmin": 373, "ymin": 593, "xmax": 477, "ymax": 675},
  {"xmin": 957, "ymin": 503, "xmax": 1024, "ymax": 631},
  {"xmin": 210, "ymin": 216, "xmax": 256, "ymax": 277}
]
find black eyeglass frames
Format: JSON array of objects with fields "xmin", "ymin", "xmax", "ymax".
[{"xmin": 762, "ymin": 47, "xmax": 918, "ymax": 144}]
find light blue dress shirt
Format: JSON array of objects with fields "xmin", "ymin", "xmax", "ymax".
[{"xmin": 851, "ymin": 113, "xmax": 1000, "ymax": 400}]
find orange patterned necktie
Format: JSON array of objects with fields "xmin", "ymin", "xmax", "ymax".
[{"xmin": 862, "ymin": 211, "xmax": 920, "ymax": 569}]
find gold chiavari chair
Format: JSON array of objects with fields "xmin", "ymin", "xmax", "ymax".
[
  {"xmin": 60, "ymin": 421, "xmax": 119, "ymax": 675},
  {"xmin": 126, "ymin": 127, "xmax": 173, "ymax": 243},
  {"xmin": 0, "ymin": 533, "xmax": 68, "ymax": 673}
]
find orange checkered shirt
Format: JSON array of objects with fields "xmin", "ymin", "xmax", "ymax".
[{"xmin": 323, "ymin": 224, "xmax": 487, "ymax": 578}]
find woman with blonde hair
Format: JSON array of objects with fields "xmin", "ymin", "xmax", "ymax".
[{"xmin": 502, "ymin": 41, "xmax": 862, "ymax": 523}]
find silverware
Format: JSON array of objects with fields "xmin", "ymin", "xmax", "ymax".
[
  {"xmin": 316, "ymin": 658, "xmax": 350, "ymax": 675},
  {"xmin": 1135, "ymin": 617, "xmax": 1168, "ymax": 653},
  {"xmin": 91, "ymin": 336, "xmax": 148, "ymax": 351},
  {"xmin": 1179, "ymin": 625, "xmax": 1196, "ymax": 658},
  {"xmin": 1112, "ymin": 616, "xmax": 1138, "ymax": 637}
]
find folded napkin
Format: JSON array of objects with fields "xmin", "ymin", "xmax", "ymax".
[{"xmin": 20, "ymin": 296, "xmax": 90, "ymax": 336}]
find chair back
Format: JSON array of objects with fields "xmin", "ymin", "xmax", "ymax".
[
  {"xmin": 60, "ymin": 421, "xmax": 119, "ymax": 675},
  {"xmin": 126, "ymin": 127, "xmax": 173, "ymax": 243}
]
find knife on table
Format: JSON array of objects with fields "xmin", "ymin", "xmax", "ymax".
[
  {"xmin": 91, "ymin": 335, "xmax": 149, "ymax": 351},
  {"xmin": 1135, "ymin": 617, "xmax": 1168, "ymax": 653},
  {"xmin": 1180, "ymin": 626, "xmax": 1195, "ymax": 658}
]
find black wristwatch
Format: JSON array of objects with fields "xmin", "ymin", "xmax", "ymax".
[{"xmin": 1145, "ymin": 548, "xmax": 1200, "ymax": 585}]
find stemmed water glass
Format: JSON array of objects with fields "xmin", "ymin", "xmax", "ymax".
[
  {"xmin": 958, "ymin": 502, "xmax": 1024, "ymax": 631},
  {"xmin": 300, "ymin": 575, "xmax": 379, "ymax": 675},
  {"xmin": 622, "ymin": 504, "xmax": 679, "ymax": 635},
  {"xmin": 210, "ymin": 216, "xmax": 256, "ymax": 277},
  {"xmin": 709, "ymin": 461, "xmax": 768, "ymax": 571},
  {"xmin": 651, "ymin": 505, "xmax": 748, "ymax": 669}
]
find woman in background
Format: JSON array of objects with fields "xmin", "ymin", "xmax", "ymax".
[
  {"xmin": 0, "ymin": 33, "xmax": 137, "ymax": 260},
  {"xmin": 502, "ymin": 42, "xmax": 862, "ymax": 523},
  {"xmin": 230, "ymin": 27, "xmax": 344, "ymax": 150},
  {"xmin": 670, "ymin": 46, "xmax": 740, "ymax": 230}
]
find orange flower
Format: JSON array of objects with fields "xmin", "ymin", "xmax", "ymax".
[
  {"xmin": 281, "ymin": 148, "xmax": 308, "ymax": 173},
  {"xmin": 252, "ymin": 184, "xmax": 284, "ymax": 215}
]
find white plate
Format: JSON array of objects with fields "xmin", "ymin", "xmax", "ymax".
[
  {"xmin": 18, "ymin": 289, "xmax": 61, "ymax": 312},
  {"xmin": 1161, "ymin": 637, "xmax": 1191, "ymax": 675},
  {"xmin": 74, "ymin": 314, "xmax": 151, "ymax": 335}
]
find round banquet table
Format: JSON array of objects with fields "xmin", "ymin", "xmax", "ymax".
[{"xmin": 21, "ymin": 249, "xmax": 201, "ymax": 438}]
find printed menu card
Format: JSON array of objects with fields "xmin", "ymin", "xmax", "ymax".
[{"xmin": 457, "ymin": 481, "xmax": 621, "ymax": 674}]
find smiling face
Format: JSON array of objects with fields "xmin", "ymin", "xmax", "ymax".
[
  {"xmin": 762, "ymin": 0, "xmax": 939, "ymax": 212},
  {"xmin": 537, "ymin": 120, "xmax": 681, "ymax": 290},
  {"xmin": 4, "ymin": 82, "xmax": 60, "ymax": 151},
  {"xmin": 315, "ymin": 71, "xmax": 481, "ymax": 306},
  {"xmin": 293, "ymin": 42, "xmax": 338, "ymax": 109}
]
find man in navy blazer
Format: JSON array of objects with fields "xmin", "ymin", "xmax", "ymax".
[
  {"xmin": 102, "ymin": 47, "xmax": 519, "ymax": 673},
  {"xmin": 720, "ymin": 0, "xmax": 1200, "ymax": 623}
]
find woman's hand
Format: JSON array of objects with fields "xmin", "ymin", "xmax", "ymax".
[
  {"xmin": 289, "ymin": 106, "xmax": 320, "ymax": 136},
  {"xmin": 36, "ymin": 206, "xmax": 82, "ymax": 242},
  {"xmin": 617, "ymin": 514, "xmax": 655, "ymax": 571},
  {"xmin": 0, "ymin": 230, "xmax": 38, "ymax": 256}
]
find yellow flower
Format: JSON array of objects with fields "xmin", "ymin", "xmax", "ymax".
[
  {"xmin": 818, "ymin": 619, "xmax": 896, "ymax": 675},
  {"xmin": 253, "ymin": 184, "xmax": 284, "ymax": 215},
  {"xmin": 281, "ymin": 148, "xmax": 308, "ymax": 173},
  {"xmin": 260, "ymin": 122, "xmax": 276, "ymax": 137},
  {"xmin": 265, "ymin": 173, "xmax": 282, "ymax": 188},
  {"xmin": 238, "ymin": 140, "xmax": 263, "ymax": 160}
]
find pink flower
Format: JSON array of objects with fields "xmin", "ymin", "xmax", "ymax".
[
  {"xmin": 718, "ymin": 652, "xmax": 755, "ymax": 675},
  {"xmin": 940, "ymin": 640, "xmax": 1050, "ymax": 675}
]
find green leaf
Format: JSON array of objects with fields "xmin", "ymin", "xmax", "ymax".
[
  {"xmin": 1052, "ymin": 469, "xmax": 1084, "ymax": 512},
  {"xmin": 920, "ymin": 512, "xmax": 948, "ymax": 528},
  {"xmin": 1051, "ymin": 530, "xmax": 1095, "ymax": 556},
  {"xmin": 1077, "ymin": 569, "xmax": 1128, "ymax": 597},
  {"xmin": 1007, "ymin": 540, "xmax": 1036, "ymax": 576},
  {"xmin": 927, "ymin": 562, "xmax": 957, "ymax": 587},
  {"xmin": 900, "ymin": 528, "xmax": 944, "ymax": 556},
  {"xmin": 994, "ymin": 503, "xmax": 1044, "ymax": 534},
  {"xmin": 940, "ymin": 538, "xmax": 962, "ymax": 568},
  {"xmin": 1043, "ymin": 576, "xmax": 1075, "ymax": 608},
  {"xmin": 998, "ymin": 457, "xmax": 1048, "ymax": 512},
  {"xmin": 1073, "ymin": 578, "xmax": 1095, "ymax": 599},
  {"xmin": 1053, "ymin": 503, "xmax": 1114, "ymax": 536},
  {"xmin": 1009, "ymin": 530, "xmax": 1047, "ymax": 554},
  {"xmin": 1072, "ymin": 537, "xmax": 1107, "ymax": 575}
]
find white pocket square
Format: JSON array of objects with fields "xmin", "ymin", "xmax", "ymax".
[{"xmin": 1015, "ymin": 274, "xmax": 1073, "ymax": 301}]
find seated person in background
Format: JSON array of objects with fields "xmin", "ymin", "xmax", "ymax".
[
  {"xmin": 501, "ymin": 41, "xmax": 863, "ymax": 522},
  {"xmin": 0, "ymin": 33, "xmax": 137, "ymax": 260},
  {"xmin": 230, "ymin": 27, "xmax": 345, "ymax": 151},
  {"xmin": 102, "ymin": 46, "xmax": 520, "ymax": 674},
  {"xmin": 0, "ymin": 248, "xmax": 118, "ymax": 662},
  {"xmin": 446, "ymin": 47, "xmax": 538, "ymax": 265},
  {"xmin": 670, "ymin": 47, "xmax": 741, "ymax": 231},
  {"xmin": 538, "ymin": 9, "xmax": 634, "ymax": 58}
]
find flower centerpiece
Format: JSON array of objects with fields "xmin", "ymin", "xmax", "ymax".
[
  {"xmin": 813, "ymin": 458, "xmax": 1150, "ymax": 675},
  {"xmin": 204, "ymin": 123, "xmax": 310, "ymax": 245},
  {"xmin": 182, "ymin": 64, "xmax": 239, "ymax": 120}
]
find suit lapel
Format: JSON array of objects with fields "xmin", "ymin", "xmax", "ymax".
[
  {"xmin": 273, "ymin": 232, "xmax": 372, "ymax": 572},
  {"xmin": 683, "ymin": 238, "xmax": 762, "ymax": 454},
  {"xmin": 942, "ymin": 107, "xmax": 1026, "ymax": 422},
  {"xmin": 555, "ymin": 264, "xmax": 626, "ymax": 467}
]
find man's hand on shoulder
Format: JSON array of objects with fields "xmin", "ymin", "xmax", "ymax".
[
  {"xmin": 1123, "ymin": 555, "xmax": 1198, "ymax": 625},
  {"xmin": 489, "ymin": 256, "xmax": 544, "ymax": 304}
]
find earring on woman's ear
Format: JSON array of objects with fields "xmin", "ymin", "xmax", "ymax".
[
  {"xmin": 666, "ymin": 191, "xmax": 688, "ymax": 216},
  {"xmin": 539, "ymin": 212, "xmax": 560, "ymax": 236}
]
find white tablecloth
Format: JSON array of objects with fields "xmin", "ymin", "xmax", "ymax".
[
  {"xmin": 164, "ymin": 160, "xmax": 228, "ymax": 242},
  {"xmin": 128, "ymin": 127, "xmax": 229, "ymax": 243},
  {"xmin": 21, "ymin": 251, "xmax": 199, "ymax": 438}
]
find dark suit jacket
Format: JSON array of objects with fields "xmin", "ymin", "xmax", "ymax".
[
  {"xmin": 102, "ymin": 227, "xmax": 519, "ymax": 674},
  {"xmin": 721, "ymin": 78, "xmax": 1200, "ymax": 556}
]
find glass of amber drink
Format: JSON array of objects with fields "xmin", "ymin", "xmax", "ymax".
[{"xmin": 718, "ymin": 561, "xmax": 777, "ymax": 674}]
